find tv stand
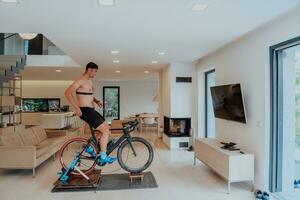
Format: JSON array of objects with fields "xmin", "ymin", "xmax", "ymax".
[{"xmin": 194, "ymin": 138, "xmax": 254, "ymax": 194}]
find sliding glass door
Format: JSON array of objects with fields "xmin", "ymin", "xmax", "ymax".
[
  {"xmin": 103, "ymin": 86, "xmax": 120, "ymax": 124},
  {"xmin": 270, "ymin": 36, "xmax": 300, "ymax": 199},
  {"xmin": 205, "ymin": 69, "xmax": 216, "ymax": 138}
]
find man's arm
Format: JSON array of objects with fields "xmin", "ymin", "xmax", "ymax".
[
  {"xmin": 92, "ymin": 85, "xmax": 103, "ymax": 108},
  {"xmin": 65, "ymin": 79, "xmax": 82, "ymax": 115}
]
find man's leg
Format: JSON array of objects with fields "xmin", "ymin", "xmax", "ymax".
[
  {"xmin": 95, "ymin": 122, "xmax": 116, "ymax": 164},
  {"xmin": 95, "ymin": 122, "xmax": 110, "ymax": 152},
  {"xmin": 94, "ymin": 130, "xmax": 102, "ymax": 140}
]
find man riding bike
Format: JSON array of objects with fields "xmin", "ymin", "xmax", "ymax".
[{"xmin": 64, "ymin": 62, "xmax": 116, "ymax": 165}]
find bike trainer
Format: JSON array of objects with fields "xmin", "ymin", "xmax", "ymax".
[{"xmin": 53, "ymin": 169, "xmax": 101, "ymax": 191}]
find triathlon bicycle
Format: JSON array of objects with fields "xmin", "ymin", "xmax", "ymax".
[{"xmin": 58, "ymin": 120, "xmax": 154, "ymax": 182}]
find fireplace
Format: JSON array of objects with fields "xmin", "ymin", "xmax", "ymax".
[{"xmin": 164, "ymin": 116, "xmax": 191, "ymax": 137}]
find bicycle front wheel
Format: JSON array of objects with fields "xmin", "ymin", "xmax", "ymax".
[{"xmin": 117, "ymin": 137, "xmax": 154, "ymax": 173}]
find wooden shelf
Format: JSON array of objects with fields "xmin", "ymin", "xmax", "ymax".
[
  {"xmin": 1, "ymin": 87, "xmax": 21, "ymax": 89},
  {"xmin": 0, "ymin": 75, "xmax": 22, "ymax": 124},
  {"xmin": 0, "ymin": 96, "xmax": 15, "ymax": 106},
  {"xmin": 0, "ymin": 111, "xmax": 21, "ymax": 116}
]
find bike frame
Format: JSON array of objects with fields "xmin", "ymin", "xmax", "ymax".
[
  {"xmin": 60, "ymin": 121, "xmax": 139, "ymax": 183},
  {"xmin": 86, "ymin": 124, "xmax": 137, "ymax": 158}
]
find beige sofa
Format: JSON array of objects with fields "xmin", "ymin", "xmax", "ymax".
[{"xmin": 0, "ymin": 124, "xmax": 66, "ymax": 177}]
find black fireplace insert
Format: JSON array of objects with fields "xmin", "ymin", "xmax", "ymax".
[{"xmin": 164, "ymin": 116, "xmax": 191, "ymax": 137}]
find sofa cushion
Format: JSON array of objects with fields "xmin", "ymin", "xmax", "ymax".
[
  {"xmin": 14, "ymin": 124, "xmax": 25, "ymax": 132},
  {"xmin": 30, "ymin": 126, "xmax": 47, "ymax": 143},
  {"xmin": 0, "ymin": 131, "xmax": 24, "ymax": 146},
  {"xmin": 36, "ymin": 136, "xmax": 65, "ymax": 158},
  {"xmin": 17, "ymin": 128, "xmax": 39, "ymax": 146},
  {"xmin": 0, "ymin": 127, "xmax": 15, "ymax": 146}
]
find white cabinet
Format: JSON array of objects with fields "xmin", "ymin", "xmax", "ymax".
[{"xmin": 194, "ymin": 138, "xmax": 254, "ymax": 193}]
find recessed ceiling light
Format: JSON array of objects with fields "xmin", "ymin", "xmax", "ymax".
[
  {"xmin": 192, "ymin": 4, "xmax": 207, "ymax": 11},
  {"xmin": 115, "ymin": 70, "xmax": 121, "ymax": 73},
  {"xmin": 151, "ymin": 61, "xmax": 158, "ymax": 64},
  {"xmin": 113, "ymin": 60, "xmax": 120, "ymax": 63},
  {"xmin": 1, "ymin": 0, "xmax": 19, "ymax": 3},
  {"xmin": 111, "ymin": 50, "xmax": 119, "ymax": 54},
  {"xmin": 55, "ymin": 69, "xmax": 62, "ymax": 73},
  {"xmin": 158, "ymin": 51, "xmax": 166, "ymax": 55},
  {"xmin": 97, "ymin": 0, "xmax": 115, "ymax": 6},
  {"xmin": 144, "ymin": 71, "xmax": 149, "ymax": 74}
]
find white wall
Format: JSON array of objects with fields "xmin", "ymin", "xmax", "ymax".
[
  {"xmin": 22, "ymin": 80, "xmax": 72, "ymax": 106},
  {"xmin": 26, "ymin": 55, "xmax": 80, "ymax": 67},
  {"xmin": 196, "ymin": 7, "xmax": 300, "ymax": 190},
  {"xmin": 93, "ymin": 80, "xmax": 158, "ymax": 119},
  {"xmin": 159, "ymin": 62, "xmax": 196, "ymax": 131},
  {"xmin": 170, "ymin": 62, "xmax": 196, "ymax": 119},
  {"xmin": 160, "ymin": 65, "xmax": 171, "ymax": 118},
  {"xmin": 22, "ymin": 79, "xmax": 159, "ymax": 120},
  {"xmin": 4, "ymin": 33, "xmax": 23, "ymax": 55}
]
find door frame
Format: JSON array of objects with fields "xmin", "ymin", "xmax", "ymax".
[
  {"xmin": 205, "ymin": 69, "xmax": 216, "ymax": 138},
  {"xmin": 270, "ymin": 36, "xmax": 300, "ymax": 192},
  {"xmin": 103, "ymin": 86, "xmax": 120, "ymax": 120}
]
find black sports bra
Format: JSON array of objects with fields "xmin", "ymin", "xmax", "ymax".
[{"xmin": 76, "ymin": 91, "xmax": 93, "ymax": 95}]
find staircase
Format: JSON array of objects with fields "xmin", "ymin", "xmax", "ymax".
[
  {"xmin": 0, "ymin": 55, "xmax": 25, "ymax": 126},
  {"xmin": 0, "ymin": 55, "xmax": 26, "ymax": 86}
]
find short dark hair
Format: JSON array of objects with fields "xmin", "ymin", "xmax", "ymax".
[{"xmin": 86, "ymin": 62, "xmax": 98, "ymax": 71}]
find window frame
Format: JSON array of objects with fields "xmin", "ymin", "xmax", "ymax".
[
  {"xmin": 205, "ymin": 69, "xmax": 216, "ymax": 138},
  {"xmin": 102, "ymin": 86, "xmax": 120, "ymax": 121}
]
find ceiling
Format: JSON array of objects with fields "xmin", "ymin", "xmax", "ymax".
[{"xmin": 1, "ymin": 0, "xmax": 300, "ymax": 79}]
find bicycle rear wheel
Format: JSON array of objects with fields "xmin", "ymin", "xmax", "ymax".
[
  {"xmin": 117, "ymin": 137, "xmax": 154, "ymax": 173},
  {"xmin": 58, "ymin": 137, "xmax": 97, "ymax": 176}
]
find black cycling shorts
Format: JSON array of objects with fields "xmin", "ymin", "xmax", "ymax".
[{"xmin": 79, "ymin": 107, "xmax": 105, "ymax": 129}]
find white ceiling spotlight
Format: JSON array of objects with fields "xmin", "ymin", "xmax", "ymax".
[
  {"xmin": 18, "ymin": 33, "xmax": 38, "ymax": 40},
  {"xmin": 1, "ymin": 0, "xmax": 19, "ymax": 3},
  {"xmin": 113, "ymin": 60, "xmax": 120, "ymax": 63},
  {"xmin": 151, "ymin": 61, "xmax": 158, "ymax": 64},
  {"xmin": 97, "ymin": 0, "xmax": 115, "ymax": 7},
  {"xmin": 115, "ymin": 70, "xmax": 121, "ymax": 73},
  {"xmin": 55, "ymin": 69, "xmax": 62, "ymax": 73},
  {"xmin": 192, "ymin": 3, "xmax": 207, "ymax": 11},
  {"xmin": 111, "ymin": 50, "xmax": 119, "ymax": 54}
]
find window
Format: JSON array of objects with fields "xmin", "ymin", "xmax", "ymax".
[
  {"xmin": 103, "ymin": 86, "xmax": 120, "ymax": 123},
  {"xmin": 205, "ymin": 69, "xmax": 216, "ymax": 138},
  {"xmin": 270, "ymin": 36, "xmax": 300, "ymax": 199}
]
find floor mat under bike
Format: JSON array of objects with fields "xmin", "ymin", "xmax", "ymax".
[{"xmin": 51, "ymin": 171, "xmax": 158, "ymax": 192}]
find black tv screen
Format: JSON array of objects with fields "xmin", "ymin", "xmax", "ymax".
[{"xmin": 210, "ymin": 84, "xmax": 246, "ymax": 123}]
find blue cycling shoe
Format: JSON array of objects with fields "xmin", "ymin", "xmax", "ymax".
[
  {"xmin": 294, "ymin": 180, "xmax": 300, "ymax": 189},
  {"xmin": 97, "ymin": 156, "xmax": 117, "ymax": 166},
  {"xmin": 255, "ymin": 190, "xmax": 263, "ymax": 200},
  {"xmin": 262, "ymin": 192, "xmax": 270, "ymax": 200}
]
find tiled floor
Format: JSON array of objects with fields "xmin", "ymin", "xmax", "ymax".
[{"xmin": 0, "ymin": 131, "xmax": 258, "ymax": 200}]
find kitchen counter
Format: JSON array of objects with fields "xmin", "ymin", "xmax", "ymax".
[{"xmin": 22, "ymin": 111, "xmax": 76, "ymax": 129}]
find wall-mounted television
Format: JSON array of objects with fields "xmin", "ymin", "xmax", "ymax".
[
  {"xmin": 22, "ymin": 98, "xmax": 60, "ymax": 112},
  {"xmin": 210, "ymin": 83, "xmax": 246, "ymax": 123}
]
